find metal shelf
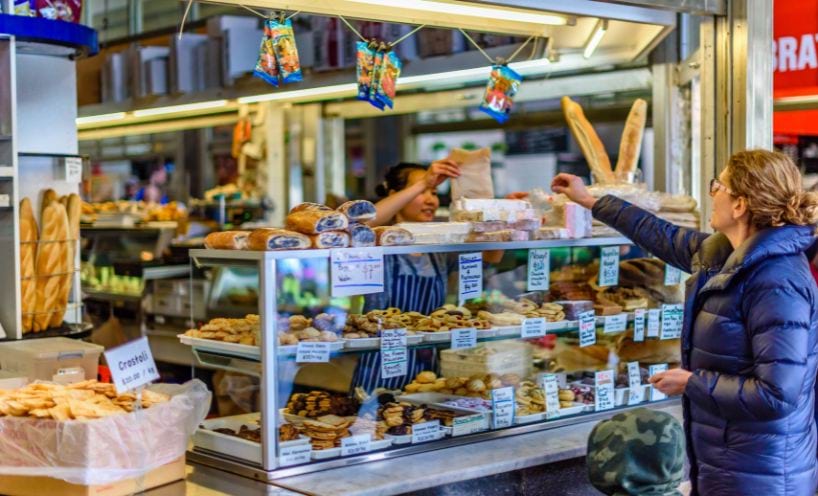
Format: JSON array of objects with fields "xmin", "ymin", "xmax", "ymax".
[{"xmin": 0, "ymin": 14, "xmax": 98, "ymax": 58}]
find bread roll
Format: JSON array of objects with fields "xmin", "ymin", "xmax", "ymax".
[
  {"xmin": 310, "ymin": 231, "xmax": 350, "ymax": 249},
  {"xmin": 614, "ymin": 98, "xmax": 647, "ymax": 182},
  {"xmin": 204, "ymin": 231, "xmax": 250, "ymax": 250},
  {"xmin": 373, "ymin": 226, "xmax": 414, "ymax": 246},
  {"xmin": 246, "ymin": 228, "xmax": 310, "ymax": 251},
  {"xmin": 561, "ymin": 96, "xmax": 615, "ymax": 184},
  {"xmin": 285, "ymin": 210, "xmax": 349, "ymax": 234},
  {"xmin": 348, "ymin": 224, "xmax": 376, "ymax": 247},
  {"xmin": 336, "ymin": 200, "xmax": 376, "ymax": 222},
  {"xmin": 33, "ymin": 202, "xmax": 69, "ymax": 332},
  {"xmin": 289, "ymin": 202, "xmax": 332, "ymax": 214},
  {"xmin": 19, "ymin": 198, "xmax": 38, "ymax": 333},
  {"xmin": 49, "ymin": 194, "xmax": 81, "ymax": 328}
]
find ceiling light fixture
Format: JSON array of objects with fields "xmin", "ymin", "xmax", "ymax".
[
  {"xmin": 583, "ymin": 19, "xmax": 608, "ymax": 59},
  {"xmin": 131, "ymin": 100, "xmax": 229, "ymax": 117},
  {"xmin": 75, "ymin": 112, "xmax": 127, "ymax": 125}
]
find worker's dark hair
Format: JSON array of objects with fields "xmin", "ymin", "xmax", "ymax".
[{"xmin": 375, "ymin": 162, "xmax": 428, "ymax": 198}]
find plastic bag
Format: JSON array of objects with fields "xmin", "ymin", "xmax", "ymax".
[
  {"xmin": 271, "ymin": 18, "xmax": 303, "ymax": 84},
  {"xmin": 368, "ymin": 47, "xmax": 386, "ymax": 110},
  {"xmin": 448, "ymin": 147, "xmax": 494, "ymax": 200},
  {"xmin": 479, "ymin": 65, "xmax": 522, "ymax": 124},
  {"xmin": 356, "ymin": 41, "xmax": 376, "ymax": 101},
  {"xmin": 33, "ymin": 0, "xmax": 81, "ymax": 22},
  {"xmin": 0, "ymin": 380, "xmax": 211, "ymax": 485},
  {"xmin": 374, "ymin": 51, "xmax": 401, "ymax": 109},
  {"xmin": 253, "ymin": 20, "xmax": 279, "ymax": 87}
]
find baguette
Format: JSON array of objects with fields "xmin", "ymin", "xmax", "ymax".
[
  {"xmin": 19, "ymin": 198, "xmax": 38, "ymax": 333},
  {"xmin": 33, "ymin": 203, "xmax": 69, "ymax": 332},
  {"xmin": 40, "ymin": 189, "xmax": 58, "ymax": 220},
  {"xmin": 204, "ymin": 231, "xmax": 250, "ymax": 250},
  {"xmin": 285, "ymin": 210, "xmax": 349, "ymax": 234},
  {"xmin": 49, "ymin": 194, "xmax": 81, "ymax": 328},
  {"xmin": 614, "ymin": 98, "xmax": 647, "ymax": 182},
  {"xmin": 561, "ymin": 96, "xmax": 615, "ymax": 184},
  {"xmin": 246, "ymin": 228, "xmax": 310, "ymax": 251},
  {"xmin": 289, "ymin": 202, "xmax": 332, "ymax": 214}
]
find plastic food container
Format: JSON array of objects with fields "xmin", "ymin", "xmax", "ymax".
[{"xmin": 0, "ymin": 337, "xmax": 103, "ymax": 382}]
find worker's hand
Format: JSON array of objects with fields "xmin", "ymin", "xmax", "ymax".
[
  {"xmin": 551, "ymin": 173, "xmax": 596, "ymax": 209},
  {"xmin": 424, "ymin": 160, "xmax": 461, "ymax": 189},
  {"xmin": 649, "ymin": 368, "xmax": 693, "ymax": 396}
]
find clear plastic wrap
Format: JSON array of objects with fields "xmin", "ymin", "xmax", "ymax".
[
  {"xmin": 0, "ymin": 380, "xmax": 211, "ymax": 485},
  {"xmin": 587, "ymin": 183, "xmax": 661, "ymax": 212}
]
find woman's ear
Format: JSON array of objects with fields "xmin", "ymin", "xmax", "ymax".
[{"xmin": 732, "ymin": 196, "xmax": 750, "ymax": 221}]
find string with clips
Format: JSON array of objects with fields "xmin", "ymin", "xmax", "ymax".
[
  {"xmin": 178, "ymin": 0, "xmax": 301, "ymax": 40},
  {"xmin": 457, "ymin": 28, "xmax": 536, "ymax": 68},
  {"xmin": 337, "ymin": 15, "xmax": 426, "ymax": 52}
]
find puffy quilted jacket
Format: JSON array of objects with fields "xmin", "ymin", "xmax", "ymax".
[{"xmin": 593, "ymin": 195, "xmax": 818, "ymax": 496}]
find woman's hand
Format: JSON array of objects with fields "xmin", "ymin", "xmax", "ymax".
[
  {"xmin": 551, "ymin": 173, "xmax": 596, "ymax": 209},
  {"xmin": 649, "ymin": 368, "xmax": 693, "ymax": 396},
  {"xmin": 424, "ymin": 160, "xmax": 460, "ymax": 189}
]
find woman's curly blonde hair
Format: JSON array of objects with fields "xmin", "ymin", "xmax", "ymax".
[{"xmin": 726, "ymin": 149, "xmax": 818, "ymax": 228}]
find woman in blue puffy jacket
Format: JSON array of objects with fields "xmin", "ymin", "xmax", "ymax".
[{"xmin": 553, "ymin": 149, "xmax": 818, "ymax": 496}]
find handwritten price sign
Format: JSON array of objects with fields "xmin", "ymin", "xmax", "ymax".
[
  {"xmin": 331, "ymin": 248, "xmax": 385, "ymax": 297},
  {"xmin": 459, "ymin": 253, "xmax": 483, "ymax": 305}
]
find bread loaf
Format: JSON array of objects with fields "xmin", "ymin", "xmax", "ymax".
[
  {"xmin": 336, "ymin": 200, "xmax": 376, "ymax": 222},
  {"xmin": 49, "ymin": 194, "xmax": 81, "ymax": 328},
  {"xmin": 561, "ymin": 96, "xmax": 615, "ymax": 184},
  {"xmin": 33, "ymin": 202, "xmax": 69, "ymax": 332},
  {"xmin": 614, "ymin": 98, "xmax": 647, "ymax": 182},
  {"xmin": 246, "ymin": 228, "xmax": 310, "ymax": 251},
  {"xmin": 373, "ymin": 226, "xmax": 414, "ymax": 246},
  {"xmin": 348, "ymin": 224, "xmax": 376, "ymax": 247},
  {"xmin": 19, "ymin": 198, "xmax": 38, "ymax": 333},
  {"xmin": 204, "ymin": 231, "xmax": 250, "ymax": 250},
  {"xmin": 289, "ymin": 202, "xmax": 332, "ymax": 214},
  {"xmin": 310, "ymin": 231, "xmax": 350, "ymax": 249},
  {"xmin": 40, "ymin": 189, "xmax": 58, "ymax": 220},
  {"xmin": 285, "ymin": 210, "xmax": 349, "ymax": 234}
]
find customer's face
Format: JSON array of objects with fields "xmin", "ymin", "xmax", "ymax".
[{"xmin": 709, "ymin": 168, "xmax": 741, "ymax": 232}]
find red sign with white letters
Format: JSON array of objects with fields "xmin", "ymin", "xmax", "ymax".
[{"xmin": 773, "ymin": 0, "xmax": 818, "ymax": 135}]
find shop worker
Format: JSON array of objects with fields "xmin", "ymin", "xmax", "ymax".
[
  {"xmin": 587, "ymin": 408, "xmax": 685, "ymax": 496},
  {"xmin": 554, "ymin": 149, "xmax": 818, "ymax": 496}
]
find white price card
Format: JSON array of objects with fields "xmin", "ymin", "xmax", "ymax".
[
  {"xmin": 279, "ymin": 443, "xmax": 311, "ymax": 466},
  {"xmin": 578, "ymin": 311, "xmax": 596, "ymax": 348},
  {"xmin": 64, "ymin": 156, "xmax": 83, "ymax": 183},
  {"xmin": 381, "ymin": 328, "xmax": 408, "ymax": 379},
  {"xmin": 633, "ymin": 309, "xmax": 646, "ymax": 342},
  {"xmin": 341, "ymin": 434, "xmax": 372, "ymax": 457},
  {"xmin": 458, "ymin": 253, "xmax": 483, "ymax": 305},
  {"xmin": 603, "ymin": 313, "xmax": 628, "ymax": 334},
  {"xmin": 330, "ymin": 247, "xmax": 384, "ymax": 297},
  {"xmin": 540, "ymin": 374, "xmax": 561, "ymax": 420},
  {"xmin": 103, "ymin": 337, "xmax": 160, "ymax": 394},
  {"xmin": 648, "ymin": 364, "xmax": 669, "ymax": 401},
  {"xmin": 296, "ymin": 342, "xmax": 332, "ymax": 363},
  {"xmin": 521, "ymin": 317, "xmax": 546, "ymax": 339},
  {"xmin": 599, "ymin": 246, "xmax": 620, "ymax": 287},
  {"xmin": 491, "ymin": 387, "xmax": 515, "ymax": 429},
  {"xmin": 527, "ymin": 249, "xmax": 550, "ymax": 291},
  {"xmin": 664, "ymin": 264, "xmax": 682, "ymax": 285},
  {"xmin": 647, "ymin": 309, "xmax": 661, "ymax": 338},
  {"xmin": 451, "ymin": 328, "xmax": 477, "ymax": 350},
  {"xmin": 660, "ymin": 304, "xmax": 684, "ymax": 340},
  {"xmin": 452, "ymin": 414, "xmax": 488, "ymax": 437},
  {"xmin": 412, "ymin": 420, "xmax": 441, "ymax": 444},
  {"xmin": 594, "ymin": 369, "xmax": 615, "ymax": 412},
  {"xmin": 627, "ymin": 361, "xmax": 644, "ymax": 405}
]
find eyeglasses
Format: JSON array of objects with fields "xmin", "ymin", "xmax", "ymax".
[{"xmin": 709, "ymin": 178, "xmax": 734, "ymax": 196}]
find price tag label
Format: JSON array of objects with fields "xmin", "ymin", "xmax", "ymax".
[
  {"xmin": 279, "ymin": 443, "xmax": 311, "ymax": 467},
  {"xmin": 451, "ymin": 328, "xmax": 477, "ymax": 350},
  {"xmin": 521, "ymin": 317, "xmax": 546, "ymax": 339},
  {"xmin": 527, "ymin": 249, "xmax": 550, "ymax": 291},
  {"xmin": 664, "ymin": 264, "xmax": 682, "ymax": 285},
  {"xmin": 381, "ymin": 328, "xmax": 408, "ymax": 379},
  {"xmin": 660, "ymin": 304, "xmax": 684, "ymax": 340},
  {"xmin": 627, "ymin": 361, "xmax": 644, "ymax": 405},
  {"xmin": 451, "ymin": 414, "xmax": 488, "ymax": 437},
  {"xmin": 296, "ymin": 342, "xmax": 332, "ymax": 363},
  {"xmin": 491, "ymin": 387, "xmax": 515, "ymax": 429},
  {"xmin": 647, "ymin": 309, "xmax": 661, "ymax": 338},
  {"xmin": 578, "ymin": 311, "xmax": 596, "ymax": 348},
  {"xmin": 648, "ymin": 364, "xmax": 669, "ymax": 401},
  {"xmin": 331, "ymin": 248, "xmax": 384, "ymax": 297},
  {"xmin": 594, "ymin": 369, "xmax": 615, "ymax": 412},
  {"xmin": 633, "ymin": 309, "xmax": 646, "ymax": 342},
  {"xmin": 458, "ymin": 253, "xmax": 483, "ymax": 305},
  {"xmin": 412, "ymin": 420, "xmax": 441, "ymax": 444},
  {"xmin": 103, "ymin": 337, "xmax": 160, "ymax": 394},
  {"xmin": 540, "ymin": 374, "xmax": 561, "ymax": 420},
  {"xmin": 603, "ymin": 313, "xmax": 628, "ymax": 334},
  {"xmin": 64, "ymin": 156, "xmax": 83, "ymax": 183},
  {"xmin": 341, "ymin": 434, "xmax": 372, "ymax": 457},
  {"xmin": 599, "ymin": 247, "xmax": 620, "ymax": 287}
]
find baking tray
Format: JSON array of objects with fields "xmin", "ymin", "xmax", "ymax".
[
  {"xmin": 419, "ymin": 331, "xmax": 452, "ymax": 343},
  {"xmin": 494, "ymin": 326, "xmax": 522, "ymax": 338},
  {"xmin": 194, "ymin": 413, "xmax": 309, "ymax": 465},
  {"xmin": 179, "ymin": 335, "xmax": 260, "ymax": 359},
  {"xmin": 343, "ymin": 334, "xmax": 424, "ymax": 350}
]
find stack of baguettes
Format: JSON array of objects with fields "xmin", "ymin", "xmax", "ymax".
[{"xmin": 20, "ymin": 189, "xmax": 81, "ymax": 333}]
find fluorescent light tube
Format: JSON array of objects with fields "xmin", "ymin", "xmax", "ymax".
[
  {"xmin": 238, "ymin": 84, "xmax": 357, "ymax": 104},
  {"xmin": 583, "ymin": 19, "xmax": 608, "ymax": 59},
  {"xmin": 132, "ymin": 100, "xmax": 229, "ymax": 117},
  {"xmin": 345, "ymin": 0, "xmax": 568, "ymax": 26},
  {"xmin": 75, "ymin": 112, "xmax": 127, "ymax": 125}
]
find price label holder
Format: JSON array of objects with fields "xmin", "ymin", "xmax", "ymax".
[
  {"xmin": 521, "ymin": 317, "xmax": 546, "ymax": 339},
  {"xmin": 540, "ymin": 374, "xmax": 561, "ymax": 420},
  {"xmin": 381, "ymin": 328, "xmax": 408, "ymax": 379},
  {"xmin": 64, "ymin": 156, "xmax": 83, "ymax": 183},
  {"xmin": 458, "ymin": 253, "xmax": 483, "ymax": 305},
  {"xmin": 103, "ymin": 337, "xmax": 160, "ymax": 394},
  {"xmin": 594, "ymin": 369, "xmax": 615, "ymax": 412},
  {"xmin": 452, "ymin": 413, "xmax": 488, "ymax": 437},
  {"xmin": 599, "ymin": 247, "xmax": 620, "ymax": 287},
  {"xmin": 633, "ymin": 309, "xmax": 646, "ymax": 342},
  {"xmin": 578, "ymin": 311, "xmax": 596, "ymax": 348},
  {"xmin": 341, "ymin": 434, "xmax": 372, "ymax": 457},
  {"xmin": 296, "ymin": 342, "xmax": 332, "ymax": 363},
  {"xmin": 648, "ymin": 364, "xmax": 669, "ymax": 401},
  {"xmin": 603, "ymin": 313, "xmax": 628, "ymax": 334},
  {"xmin": 664, "ymin": 264, "xmax": 682, "ymax": 285},
  {"xmin": 660, "ymin": 304, "xmax": 684, "ymax": 340},
  {"xmin": 331, "ymin": 248, "xmax": 385, "ymax": 297},
  {"xmin": 491, "ymin": 387, "xmax": 515, "ymax": 429},
  {"xmin": 279, "ymin": 443, "xmax": 311, "ymax": 467},
  {"xmin": 451, "ymin": 328, "xmax": 477, "ymax": 350},
  {"xmin": 412, "ymin": 420, "xmax": 441, "ymax": 444},
  {"xmin": 627, "ymin": 361, "xmax": 644, "ymax": 405},
  {"xmin": 527, "ymin": 249, "xmax": 550, "ymax": 291},
  {"xmin": 647, "ymin": 309, "xmax": 661, "ymax": 338}
]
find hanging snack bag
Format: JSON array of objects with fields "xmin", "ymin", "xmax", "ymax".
[
  {"xmin": 479, "ymin": 64, "xmax": 523, "ymax": 124},
  {"xmin": 253, "ymin": 20, "xmax": 279, "ymax": 87},
  {"xmin": 356, "ymin": 41, "xmax": 377, "ymax": 101},
  {"xmin": 368, "ymin": 46, "xmax": 386, "ymax": 110},
  {"xmin": 271, "ymin": 17, "xmax": 304, "ymax": 84},
  {"xmin": 374, "ymin": 50, "xmax": 402, "ymax": 109}
]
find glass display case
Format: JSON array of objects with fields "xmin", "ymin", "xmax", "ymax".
[{"xmin": 181, "ymin": 237, "xmax": 684, "ymax": 479}]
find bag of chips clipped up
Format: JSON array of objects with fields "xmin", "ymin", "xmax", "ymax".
[
  {"xmin": 374, "ymin": 51, "xmax": 402, "ymax": 109},
  {"xmin": 271, "ymin": 17, "xmax": 303, "ymax": 84},
  {"xmin": 368, "ymin": 46, "xmax": 387, "ymax": 110},
  {"xmin": 479, "ymin": 64, "xmax": 522, "ymax": 124},
  {"xmin": 356, "ymin": 41, "xmax": 377, "ymax": 101},
  {"xmin": 253, "ymin": 19, "xmax": 279, "ymax": 87}
]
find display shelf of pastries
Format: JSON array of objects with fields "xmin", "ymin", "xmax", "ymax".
[{"xmin": 193, "ymin": 413, "xmax": 308, "ymax": 465}]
